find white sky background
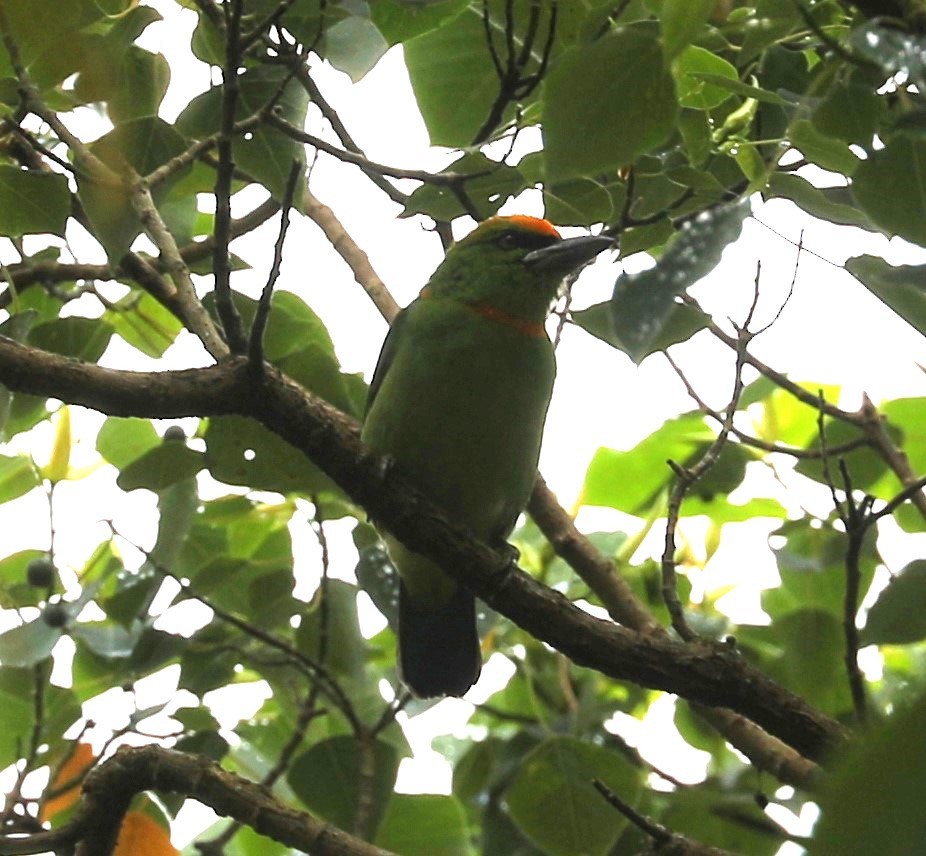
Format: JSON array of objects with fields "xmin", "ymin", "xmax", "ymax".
[{"xmin": 3, "ymin": 0, "xmax": 926, "ymax": 849}]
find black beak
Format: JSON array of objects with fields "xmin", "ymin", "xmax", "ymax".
[{"xmin": 523, "ymin": 234, "xmax": 612, "ymax": 276}]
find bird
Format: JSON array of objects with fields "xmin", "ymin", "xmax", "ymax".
[{"xmin": 361, "ymin": 215, "xmax": 611, "ymax": 697}]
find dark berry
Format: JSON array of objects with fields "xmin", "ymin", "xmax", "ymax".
[
  {"xmin": 26, "ymin": 558, "xmax": 55, "ymax": 588},
  {"xmin": 42, "ymin": 602, "xmax": 69, "ymax": 628}
]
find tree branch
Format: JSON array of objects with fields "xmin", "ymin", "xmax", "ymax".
[
  {"xmin": 0, "ymin": 745, "xmax": 393, "ymax": 856},
  {"xmin": 0, "ymin": 339, "xmax": 848, "ymax": 763},
  {"xmin": 302, "ymin": 188, "xmax": 401, "ymax": 323}
]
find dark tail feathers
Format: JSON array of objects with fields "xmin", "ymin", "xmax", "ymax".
[{"xmin": 398, "ymin": 583, "xmax": 481, "ymax": 698}]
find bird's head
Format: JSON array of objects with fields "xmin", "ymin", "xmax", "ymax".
[{"xmin": 426, "ymin": 216, "xmax": 612, "ymax": 324}]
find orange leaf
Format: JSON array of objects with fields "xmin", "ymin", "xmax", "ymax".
[
  {"xmin": 41, "ymin": 742, "xmax": 95, "ymax": 822},
  {"xmin": 114, "ymin": 811, "xmax": 178, "ymax": 856}
]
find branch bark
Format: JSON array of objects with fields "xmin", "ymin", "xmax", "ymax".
[
  {"xmin": 0, "ymin": 745, "xmax": 393, "ymax": 856},
  {"xmin": 0, "ymin": 339, "xmax": 849, "ymax": 763}
]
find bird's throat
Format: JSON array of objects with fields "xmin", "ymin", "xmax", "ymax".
[{"xmin": 419, "ymin": 286, "xmax": 546, "ymax": 338}]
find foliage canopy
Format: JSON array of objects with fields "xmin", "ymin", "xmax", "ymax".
[{"xmin": 2, "ymin": 1, "xmax": 926, "ymax": 854}]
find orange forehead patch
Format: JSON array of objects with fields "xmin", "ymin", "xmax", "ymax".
[{"xmin": 476, "ymin": 215, "xmax": 561, "ymax": 239}]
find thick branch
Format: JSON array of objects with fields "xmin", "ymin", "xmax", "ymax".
[
  {"xmin": 0, "ymin": 339, "xmax": 848, "ymax": 763},
  {"xmin": 528, "ymin": 478, "xmax": 823, "ymax": 789},
  {"xmin": 0, "ymin": 745, "xmax": 392, "ymax": 856}
]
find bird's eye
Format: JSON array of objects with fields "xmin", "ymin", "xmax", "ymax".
[{"xmin": 499, "ymin": 233, "xmax": 517, "ymax": 248}]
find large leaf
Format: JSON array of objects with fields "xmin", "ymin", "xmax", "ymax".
[
  {"xmin": 0, "ymin": 167, "xmax": 70, "ymax": 237},
  {"xmin": 606, "ymin": 200, "xmax": 749, "ymax": 363},
  {"xmin": 203, "ymin": 415, "xmax": 338, "ymax": 496},
  {"xmin": 176, "ymin": 66, "xmax": 308, "ymax": 203},
  {"xmin": 763, "ymin": 520, "xmax": 877, "ymax": 622},
  {"xmin": 660, "ymin": 0, "xmax": 716, "ymax": 60},
  {"xmin": 321, "ymin": 15, "xmax": 389, "ymax": 82},
  {"xmin": 861, "ymin": 560, "xmax": 926, "ymax": 646},
  {"xmin": 0, "ymin": 454, "xmax": 41, "ymax": 503},
  {"xmin": 543, "ymin": 25, "xmax": 677, "ymax": 181},
  {"xmin": 375, "ymin": 794, "xmax": 470, "ymax": 856},
  {"xmin": 673, "ymin": 46, "xmax": 736, "ymax": 110},
  {"xmin": 287, "ymin": 736, "xmax": 399, "ymax": 835},
  {"xmin": 0, "ymin": 616, "xmax": 63, "ymax": 667},
  {"xmin": 76, "ymin": 117, "xmax": 189, "ymax": 260},
  {"xmin": 103, "ymin": 290, "xmax": 184, "ymax": 358},
  {"xmin": 74, "ymin": 41, "xmax": 170, "ymax": 124},
  {"xmin": 852, "ymin": 135, "xmax": 926, "ymax": 247},
  {"xmin": 845, "ymin": 254, "xmax": 926, "ymax": 338},
  {"xmin": 813, "ymin": 689, "xmax": 926, "ymax": 855},
  {"xmin": 96, "ymin": 417, "xmax": 161, "ymax": 469},
  {"xmin": 372, "ymin": 0, "xmax": 470, "ymax": 45},
  {"xmin": 766, "ymin": 173, "xmax": 876, "ymax": 232},
  {"xmin": 504, "ymin": 736, "xmax": 641, "ymax": 856},
  {"xmin": 296, "ymin": 580, "xmax": 367, "ymax": 678},
  {"xmin": 403, "ymin": 152, "xmax": 525, "ymax": 221}
]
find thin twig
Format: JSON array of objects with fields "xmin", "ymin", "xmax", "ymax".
[
  {"xmin": 661, "ymin": 269, "xmax": 761, "ymax": 639},
  {"xmin": 249, "ymin": 160, "xmax": 302, "ymax": 367},
  {"xmin": 130, "ymin": 178, "xmax": 230, "ymax": 359},
  {"xmin": 213, "ymin": 0, "xmax": 248, "ymax": 354}
]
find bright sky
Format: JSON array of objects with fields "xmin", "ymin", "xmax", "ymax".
[{"xmin": 3, "ymin": 1, "xmax": 926, "ymax": 850}]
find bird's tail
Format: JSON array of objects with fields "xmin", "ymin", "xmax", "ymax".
[{"xmin": 398, "ymin": 582, "xmax": 481, "ymax": 698}]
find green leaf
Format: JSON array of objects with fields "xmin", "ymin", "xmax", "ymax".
[
  {"xmin": 504, "ymin": 736, "xmax": 642, "ymax": 856},
  {"xmin": 404, "ymin": 0, "xmax": 596, "ymax": 145},
  {"xmin": 204, "ymin": 415, "xmax": 339, "ymax": 496},
  {"xmin": 674, "ymin": 46, "xmax": 736, "ymax": 110},
  {"xmin": 861, "ymin": 560, "xmax": 926, "ymax": 645},
  {"xmin": 741, "ymin": 609, "xmax": 852, "ymax": 716},
  {"xmin": 543, "ymin": 25, "xmax": 677, "ymax": 181},
  {"xmin": 661, "ymin": 789, "xmax": 785, "ymax": 854},
  {"xmin": 573, "ymin": 300, "xmax": 709, "ymax": 359},
  {"xmin": 375, "ymin": 794, "xmax": 470, "ymax": 856},
  {"xmin": 689, "ymin": 73, "xmax": 788, "ymax": 106},
  {"xmin": 372, "ymin": 0, "xmax": 470, "ymax": 44},
  {"xmin": 813, "ymin": 689, "xmax": 926, "ymax": 855},
  {"xmin": 116, "ymin": 443, "xmax": 205, "ymax": 492},
  {"xmin": 789, "ymin": 119, "xmax": 860, "ymax": 176},
  {"xmin": 542, "ymin": 173, "xmax": 625, "ymax": 226},
  {"xmin": 287, "ymin": 735, "xmax": 399, "ymax": 835},
  {"xmin": 30, "ymin": 316, "xmax": 113, "ymax": 363},
  {"xmin": 660, "ymin": 0, "xmax": 715, "ymax": 60},
  {"xmin": 74, "ymin": 43, "xmax": 170, "ymax": 123},
  {"xmin": 795, "ymin": 416, "xmax": 898, "ymax": 497},
  {"xmin": 607, "ymin": 200, "xmax": 749, "ymax": 363},
  {"xmin": 103, "ymin": 290, "xmax": 184, "ymax": 358},
  {"xmin": 76, "ymin": 116, "xmax": 189, "ymax": 260},
  {"xmin": 96, "ymin": 417, "xmax": 160, "ymax": 469},
  {"xmin": 766, "ymin": 173, "xmax": 876, "ymax": 232},
  {"xmin": 812, "ymin": 77, "xmax": 882, "ymax": 146},
  {"xmin": 0, "ymin": 311, "xmax": 38, "ymax": 438},
  {"xmin": 0, "ymin": 167, "xmax": 70, "ymax": 237},
  {"xmin": 296, "ymin": 580, "xmax": 367, "ymax": 677},
  {"xmin": 763, "ymin": 520, "xmax": 877, "ymax": 621},
  {"xmin": 0, "ymin": 454, "xmax": 41, "ymax": 503},
  {"xmin": 322, "ymin": 15, "xmax": 389, "ymax": 82},
  {"xmin": 0, "ymin": 617, "xmax": 63, "ymax": 667},
  {"xmin": 71, "ymin": 621, "xmax": 141, "ymax": 659},
  {"xmin": 582, "ymin": 413, "xmax": 713, "ymax": 513},
  {"xmin": 739, "ymin": 0, "xmax": 801, "ymax": 63},
  {"xmin": 845, "ymin": 254, "xmax": 926, "ymax": 337},
  {"xmin": 176, "ymin": 66, "xmax": 308, "ymax": 203},
  {"xmin": 852, "ymin": 136, "xmax": 926, "ymax": 246},
  {"xmin": 403, "ymin": 153, "xmax": 525, "ymax": 221}
]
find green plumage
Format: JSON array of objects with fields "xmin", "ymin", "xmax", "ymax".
[{"xmin": 362, "ymin": 216, "xmax": 610, "ymax": 697}]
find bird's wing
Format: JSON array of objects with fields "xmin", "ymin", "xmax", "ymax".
[{"xmin": 365, "ymin": 305, "xmax": 410, "ymax": 415}]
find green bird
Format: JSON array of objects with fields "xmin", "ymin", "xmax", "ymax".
[{"xmin": 362, "ymin": 215, "xmax": 611, "ymax": 698}]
